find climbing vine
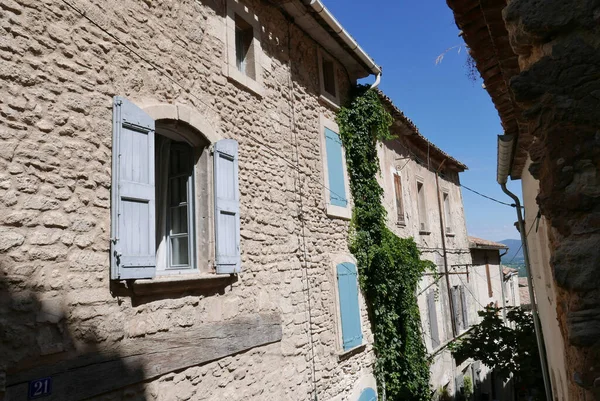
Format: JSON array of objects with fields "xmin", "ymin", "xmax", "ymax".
[{"xmin": 337, "ymin": 86, "xmax": 434, "ymax": 401}]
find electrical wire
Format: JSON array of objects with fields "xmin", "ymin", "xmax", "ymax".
[
  {"xmin": 505, "ymin": 215, "xmax": 537, "ymax": 265},
  {"xmin": 460, "ymin": 184, "xmax": 517, "ymax": 208}
]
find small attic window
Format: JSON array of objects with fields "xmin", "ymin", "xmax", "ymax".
[
  {"xmin": 318, "ymin": 49, "xmax": 340, "ymax": 106},
  {"xmin": 322, "ymin": 59, "xmax": 336, "ymax": 97},
  {"xmin": 235, "ymin": 14, "xmax": 255, "ymax": 80}
]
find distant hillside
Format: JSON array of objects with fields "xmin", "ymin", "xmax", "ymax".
[{"xmin": 499, "ymin": 239, "xmax": 524, "ymax": 263}]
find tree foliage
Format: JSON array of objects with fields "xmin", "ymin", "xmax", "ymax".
[
  {"xmin": 337, "ymin": 86, "xmax": 434, "ymax": 400},
  {"xmin": 450, "ymin": 306, "xmax": 545, "ymax": 395}
]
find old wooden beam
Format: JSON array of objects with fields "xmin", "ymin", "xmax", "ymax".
[{"xmin": 6, "ymin": 313, "xmax": 282, "ymax": 401}]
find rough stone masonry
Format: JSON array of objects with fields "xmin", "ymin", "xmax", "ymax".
[{"xmin": 0, "ymin": 0, "xmax": 377, "ymax": 399}]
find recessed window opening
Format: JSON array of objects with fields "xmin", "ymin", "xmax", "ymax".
[
  {"xmin": 443, "ymin": 192, "xmax": 452, "ymax": 233},
  {"xmin": 156, "ymin": 134, "xmax": 196, "ymax": 270},
  {"xmin": 235, "ymin": 14, "xmax": 255, "ymax": 80},
  {"xmin": 417, "ymin": 181, "xmax": 427, "ymax": 231},
  {"xmin": 322, "ymin": 58, "xmax": 336, "ymax": 98}
]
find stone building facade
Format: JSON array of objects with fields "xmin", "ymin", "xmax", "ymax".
[
  {"xmin": 0, "ymin": 0, "xmax": 383, "ymax": 400},
  {"xmin": 377, "ymin": 94, "xmax": 476, "ymax": 399},
  {"xmin": 447, "ymin": 0, "xmax": 600, "ymax": 399}
]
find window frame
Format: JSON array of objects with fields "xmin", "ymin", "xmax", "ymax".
[
  {"xmin": 225, "ymin": 0, "xmax": 263, "ymax": 96},
  {"xmin": 416, "ymin": 178, "xmax": 429, "ymax": 234},
  {"xmin": 319, "ymin": 115, "xmax": 352, "ymax": 220},
  {"xmin": 318, "ymin": 49, "xmax": 341, "ymax": 107},
  {"xmin": 442, "ymin": 190, "xmax": 454, "ymax": 235},
  {"xmin": 154, "ymin": 125, "xmax": 206, "ymax": 276}
]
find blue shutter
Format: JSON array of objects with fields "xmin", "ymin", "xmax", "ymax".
[
  {"xmin": 336, "ymin": 262, "xmax": 362, "ymax": 350},
  {"xmin": 111, "ymin": 96, "xmax": 156, "ymax": 280},
  {"xmin": 427, "ymin": 290, "xmax": 440, "ymax": 348},
  {"xmin": 358, "ymin": 388, "xmax": 377, "ymax": 401},
  {"xmin": 214, "ymin": 139, "xmax": 241, "ymax": 274},
  {"xmin": 324, "ymin": 127, "xmax": 348, "ymax": 207}
]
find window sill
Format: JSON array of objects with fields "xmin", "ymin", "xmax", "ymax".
[
  {"xmin": 419, "ymin": 230, "xmax": 431, "ymax": 235},
  {"xmin": 319, "ymin": 94, "xmax": 341, "ymax": 111},
  {"xmin": 445, "ymin": 232, "xmax": 456, "ymax": 237},
  {"xmin": 337, "ymin": 343, "xmax": 367, "ymax": 362},
  {"xmin": 226, "ymin": 66, "xmax": 264, "ymax": 97},
  {"xmin": 132, "ymin": 273, "xmax": 236, "ymax": 296},
  {"xmin": 396, "ymin": 220, "xmax": 406, "ymax": 227},
  {"xmin": 326, "ymin": 203, "xmax": 352, "ymax": 220}
]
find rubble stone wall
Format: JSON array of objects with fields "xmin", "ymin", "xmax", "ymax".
[
  {"xmin": 504, "ymin": 0, "xmax": 600, "ymax": 398},
  {"xmin": 0, "ymin": 0, "xmax": 377, "ymax": 399}
]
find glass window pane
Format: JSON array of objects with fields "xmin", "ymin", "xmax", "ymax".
[
  {"xmin": 170, "ymin": 206, "xmax": 188, "ymax": 235},
  {"xmin": 169, "ymin": 176, "xmax": 187, "ymax": 206},
  {"xmin": 170, "ymin": 236, "xmax": 189, "ymax": 266}
]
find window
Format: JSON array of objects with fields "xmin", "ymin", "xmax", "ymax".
[
  {"xmin": 336, "ymin": 262, "xmax": 363, "ymax": 351},
  {"xmin": 427, "ymin": 290, "xmax": 440, "ymax": 349},
  {"xmin": 393, "ymin": 172, "xmax": 405, "ymax": 225},
  {"xmin": 442, "ymin": 191, "xmax": 453, "ymax": 234},
  {"xmin": 225, "ymin": 0, "xmax": 262, "ymax": 95},
  {"xmin": 318, "ymin": 50, "xmax": 340, "ymax": 106},
  {"xmin": 416, "ymin": 180, "xmax": 428, "ymax": 232},
  {"xmin": 234, "ymin": 14, "xmax": 255, "ymax": 80},
  {"xmin": 155, "ymin": 136, "xmax": 196, "ymax": 271},
  {"xmin": 320, "ymin": 116, "xmax": 351, "ymax": 219},
  {"xmin": 110, "ymin": 96, "xmax": 241, "ymax": 280}
]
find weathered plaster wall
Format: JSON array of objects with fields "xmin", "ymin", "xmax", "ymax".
[
  {"xmin": 503, "ymin": 0, "xmax": 600, "ymax": 398},
  {"xmin": 378, "ymin": 138, "xmax": 473, "ymax": 395},
  {"xmin": 521, "ymin": 156, "xmax": 569, "ymax": 401},
  {"xmin": 0, "ymin": 0, "xmax": 376, "ymax": 399}
]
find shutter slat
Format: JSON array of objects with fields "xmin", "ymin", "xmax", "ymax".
[
  {"xmin": 214, "ymin": 139, "xmax": 241, "ymax": 274},
  {"xmin": 427, "ymin": 291, "xmax": 440, "ymax": 348},
  {"xmin": 324, "ymin": 127, "xmax": 348, "ymax": 207},
  {"xmin": 336, "ymin": 262, "xmax": 362, "ymax": 350},
  {"xmin": 111, "ymin": 96, "xmax": 156, "ymax": 280}
]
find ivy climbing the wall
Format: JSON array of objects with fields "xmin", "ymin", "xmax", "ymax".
[{"xmin": 337, "ymin": 86, "xmax": 433, "ymax": 401}]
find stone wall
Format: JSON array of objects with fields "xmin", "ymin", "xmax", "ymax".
[
  {"xmin": 0, "ymin": 0, "xmax": 377, "ymax": 399},
  {"xmin": 377, "ymin": 137, "xmax": 473, "ymax": 395},
  {"xmin": 502, "ymin": 0, "xmax": 600, "ymax": 398}
]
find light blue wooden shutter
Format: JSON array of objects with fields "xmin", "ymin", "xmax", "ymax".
[
  {"xmin": 358, "ymin": 388, "xmax": 377, "ymax": 401},
  {"xmin": 111, "ymin": 96, "xmax": 156, "ymax": 280},
  {"xmin": 427, "ymin": 290, "xmax": 440, "ymax": 348},
  {"xmin": 324, "ymin": 127, "xmax": 348, "ymax": 207},
  {"xmin": 336, "ymin": 262, "xmax": 362, "ymax": 350},
  {"xmin": 214, "ymin": 139, "xmax": 241, "ymax": 274}
]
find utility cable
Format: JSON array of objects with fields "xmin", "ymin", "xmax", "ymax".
[{"xmin": 505, "ymin": 215, "xmax": 537, "ymax": 265}]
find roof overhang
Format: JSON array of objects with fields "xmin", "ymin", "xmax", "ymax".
[
  {"xmin": 446, "ymin": 0, "xmax": 528, "ymax": 179},
  {"xmin": 276, "ymin": 0, "xmax": 381, "ymax": 81},
  {"xmin": 378, "ymin": 91, "xmax": 468, "ymax": 173}
]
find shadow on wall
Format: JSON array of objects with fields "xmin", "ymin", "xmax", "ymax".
[{"xmin": 0, "ymin": 264, "xmax": 148, "ymax": 401}]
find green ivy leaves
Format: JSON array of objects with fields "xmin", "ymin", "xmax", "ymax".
[{"xmin": 337, "ymin": 87, "xmax": 432, "ymax": 401}]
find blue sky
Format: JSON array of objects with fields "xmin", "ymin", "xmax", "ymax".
[{"xmin": 324, "ymin": 0, "xmax": 523, "ymax": 241}]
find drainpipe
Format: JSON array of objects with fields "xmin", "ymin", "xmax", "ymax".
[
  {"xmin": 497, "ymin": 135, "xmax": 552, "ymax": 401},
  {"xmin": 435, "ymin": 159, "xmax": 457, "ymax": 338}
]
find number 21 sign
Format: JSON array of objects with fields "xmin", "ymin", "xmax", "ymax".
[{"xmin": 28, "ymin": 377, "xmax": 52, "ymax": 399}]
